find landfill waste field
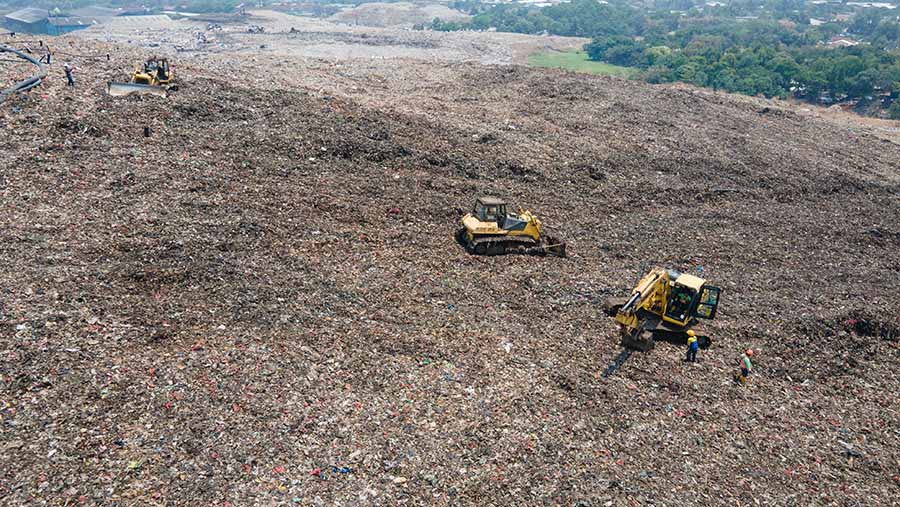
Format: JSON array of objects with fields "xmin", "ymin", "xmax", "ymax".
[{"xmin": 2, "ymin": 34, "xmax": 900, "ymax": 507}]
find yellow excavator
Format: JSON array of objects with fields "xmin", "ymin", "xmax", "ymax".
[
  {"xmin": 606, "ymin": 268, "xmax": 721, "ymax": 351},
  {"xmin": 108, "ymin": 58, "xmax": 175, "ymax": 97},
  {"xmin": 457, "ymin": 197, "xmax": 566, "ymax": 256}
]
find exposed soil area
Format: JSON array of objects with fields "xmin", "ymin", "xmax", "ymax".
[{"xmin": 1, "ymin": 35, "xmax": 899, "ymax": 506}]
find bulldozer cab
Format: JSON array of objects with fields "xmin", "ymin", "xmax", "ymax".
[
  {"xmin": 135, "ymin": 58, "xmax": 170, "ymax": 85},
  {"xmin": 663, "ymin": 273, "xmax": 721, "ymax": 325},
  {"xmin": 143, "ymin": 58, "xmax": 169, "ymax": 79},
  {"xmin": 474, "ymin": 197, "xmax": 507, "ymax": 224}
]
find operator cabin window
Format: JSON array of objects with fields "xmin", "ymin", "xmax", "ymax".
[
  {"xmin": 486, "ymin": 206, "xmax": 498, "ymax": 220},
  {"xmin": 667, "ymin": 286, "xmax": 695, "ymax": 320}
]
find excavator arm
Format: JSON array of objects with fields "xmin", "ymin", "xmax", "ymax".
[
  {"xmin": 619, "ymin": 269, "xmax": 666, "ymax": 314},
  {"xmin": 610, "ymin": 268, "xmax": 670, "ymax": 350}
]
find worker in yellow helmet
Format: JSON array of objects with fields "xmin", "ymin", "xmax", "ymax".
[{"xmin": 685, "ymin": 330, "xmax": 699, "ymax": 363}]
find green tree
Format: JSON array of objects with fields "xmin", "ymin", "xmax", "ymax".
[
  {"xmin": 643, "ymin": 45, "xmax": 672, "ymax": 66},
  {"xmin": 889, "ymin": 100, "xmax": 900, "ymax": 120}
]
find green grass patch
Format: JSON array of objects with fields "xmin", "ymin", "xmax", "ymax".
[{"xmin": 527, "ymin": 49, "xmax": 638, "ymax": 77}]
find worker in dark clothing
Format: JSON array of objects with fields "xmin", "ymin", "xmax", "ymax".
[
  {"xmin": 63, "ymin": 63, "xmax": 75, "ymax": 87},
  {"xmin": 685, "ymin": 330, "xmax": 699, "ymax": 363}
]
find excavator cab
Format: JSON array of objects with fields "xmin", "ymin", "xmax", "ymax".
[
  {"xmin": 664, "ymin": 284, "xmax": 696, "ymax": 323},
  {"xmin": 662, "ymin": 274, "xmax": 721, "ymax": 326},
  {"xmin": 694, "ymin": 285, "xmax": 721, "ymax": 318}
]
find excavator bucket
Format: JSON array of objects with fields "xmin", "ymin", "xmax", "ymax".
[
  {"xmin": 620, "ymin": 325, "xmax": 655, "ymax": 351},
  {"xmin": 107, "ymin": 82, "xmax": 167, "ymax": 97}
]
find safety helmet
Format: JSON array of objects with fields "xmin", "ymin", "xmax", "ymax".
[
  {"xmin": 686, "ymin": 330, "xmax": 696, "ymax": 337},
  {"xmin": 745, "ymin": 349, "xmax": 753, "ymax": 357}
]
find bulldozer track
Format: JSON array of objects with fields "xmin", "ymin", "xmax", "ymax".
[{"xmin": 465, "ymin": 234, "xmax": 539, "ymax": 256}]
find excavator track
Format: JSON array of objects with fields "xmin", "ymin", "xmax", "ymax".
[{"xmin": 618, "ymin": 319, "xmax": 713, "ymax": 351}]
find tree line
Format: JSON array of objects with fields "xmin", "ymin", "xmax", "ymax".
[
  {"xmin": 586, "ymin": 25, "xmax": 900, "ymax": 108},
  {"xmin": 428, "ymin": 0, "xmax": 900, "ymax": 117}
]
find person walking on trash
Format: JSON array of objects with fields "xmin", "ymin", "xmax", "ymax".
[
  {"xmin": 735, "ymin": 349, "xmax": 753, "ymax": 383},
  {"xmin": 63, "ymin": 63, "xmax": 76, "ymax": 87},
  {"xmin": 685, "ymin": 330, "xmax": 699, "ymax": 363}
]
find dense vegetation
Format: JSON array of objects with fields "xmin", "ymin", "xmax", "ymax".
[
  {"xmin": 430, "ymin": 0, "xmax": 900, "ymax": 115},
  {"xmin": 586, "ymin": 24, "xmax": 900, "ymax": 103}
]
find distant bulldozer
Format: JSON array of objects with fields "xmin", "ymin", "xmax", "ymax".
[
  {"xmin": 457, "ymin": 197, "xmax": 566, "ymax": 257},
  {"xmin": 107, "ymin": 57, "xmax": 175, "ymax": 97}
]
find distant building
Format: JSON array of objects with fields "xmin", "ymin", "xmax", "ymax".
[
  {"xmin": 828, "ymin": 36, "xmax": 861, "ymax": 47},
  {"xmin": 1, "ymin": 7, "xmax": 102, "ymax": 35},
  {"xmin": 47, "ymin": 16, "xmax": 97, "ymax": 35},
  {"xmin": 810, "ymin": 18, "xmax": 826, "ymax": 26},
  {"xmin": 3, "ymin": 7, "xmax": 50, "ymax": 34}
]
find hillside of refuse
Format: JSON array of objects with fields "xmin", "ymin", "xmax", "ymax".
[{"xmin": 1, "ymin": 37, "xmax": 899, "ymax": 506}]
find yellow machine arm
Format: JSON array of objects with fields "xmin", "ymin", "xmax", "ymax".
[
  {"xmin": 619, "ymin": 269, "xmax": 667, "ymax": 316},
  {"xmin": 610, "ymin": 267, "xmax": 721, "ymax": 351}
]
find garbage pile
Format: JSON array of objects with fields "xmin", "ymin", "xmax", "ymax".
[{"xmin": 1, "ymin": 39, "xmax": 899, "ymax": 507}]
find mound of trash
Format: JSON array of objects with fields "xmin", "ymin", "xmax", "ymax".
[{"xmin": 1, "ymin": 38, "xmax": 899, "ymax": 506}]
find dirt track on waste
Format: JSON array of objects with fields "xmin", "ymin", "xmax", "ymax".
[{"xmin": 1, "ymin": 35, "xmax": 900, "ymax": 507}]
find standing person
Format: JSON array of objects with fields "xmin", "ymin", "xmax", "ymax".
[
  {"xmin": 686, "ymin": 330, "xmax": 699, "ymax": 363},
  {"xmin": 735, "ymin": 349, "xmax": 753, "ymax": 383},
  {"xmin": 63, "ymin": 63, "xmax": 75, "ymax": 87}
]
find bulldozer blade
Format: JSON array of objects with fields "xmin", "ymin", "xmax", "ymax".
[
  {"xmin": 543, "ymin": 236, "xmax": 567, "ymax": 257},
  {"xmin": 107, "ymin": 82, "xmax": 167, "ymax": 97},
  {"xmin": 549, "ymin": 243, "xmax": 567, "ymax": 257}
]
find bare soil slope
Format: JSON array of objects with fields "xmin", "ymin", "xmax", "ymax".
[{"xmin": 1, "ymin": 41, "xmax": 900, "ymax": 506}]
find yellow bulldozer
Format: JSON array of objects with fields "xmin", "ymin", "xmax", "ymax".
[
  {"xmin": 457, "ymin": 197, "xmax": 566, "ymax": 256},
  {"xmin": 108, "ymin": 57, "xmax": 175, "ymax": 97},
  {"xmin": 606, "ymin": 267, "xmax": 721, "ymax": 351}
]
